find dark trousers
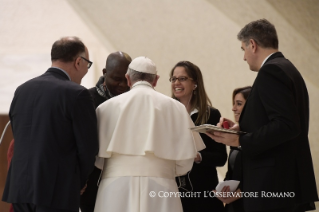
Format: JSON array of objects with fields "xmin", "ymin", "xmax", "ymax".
[
  {"xmin": 80, "ymin": 166, "xmax": 101, "ymax": 212},
  {"xmin": 12, "ymin": 203, "xmax": 76, "ymax": 212}
]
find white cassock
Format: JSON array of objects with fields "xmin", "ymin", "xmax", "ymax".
[{"xmin": 94, "ymin": 81, "xmax": 205, "ymax": 212}]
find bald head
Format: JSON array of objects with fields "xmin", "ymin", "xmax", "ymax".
[
  {"xmin": 103, "ymin": 51, "xmax": 132, "ymax": 96},
  {"xmin": 105, "ymin": 51, "xmax": 131, "ymax": 73}
]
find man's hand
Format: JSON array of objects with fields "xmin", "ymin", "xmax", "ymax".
[
  {"xmin": 194, "ymin": 152, "xmax": 202, "ymax": 163},
  {"xmin": 206, "ymin": 117, "xmax": 240, "ymax": 147},
  {"xmin": 217, "ymin": 117, "xmax": 239, "ymax": 131},
  {"xmin": 214, "ymin": 187, "xmax": 242, "ymax": 204},
  {"xmin": 206, "ymin": 131, "xmax": 240, "ymax": 147}
]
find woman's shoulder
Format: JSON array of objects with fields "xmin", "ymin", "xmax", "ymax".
[
  {"xmin": 207, "ymin": 106, "xmax": 221, "ymax": 124},
  {"xmin": 208, "ymin": 106, "xmax": 221, "ymax": 115}
]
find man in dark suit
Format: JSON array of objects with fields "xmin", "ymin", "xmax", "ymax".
[
  {"xmin": 207, "ymin": 19, "xmax": 318, "ymax": 212},
  {"xmin": 80, "ymin": 51, "xmax": 131, "ymax": 212},
  {"xmin": 2, "ymin": 36, "xmax": 99, "ymax": 212}
]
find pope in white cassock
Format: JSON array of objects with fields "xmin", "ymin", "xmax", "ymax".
[{"xmin": 94, "ymin": 56, "xmax": 205, "ymax": 212}]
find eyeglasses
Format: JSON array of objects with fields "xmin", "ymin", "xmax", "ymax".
[
  {"xmin": 169, "ymin": 76, "xmax": 193, "ymax": 83},
  {"xmin": 80, "ymin": 56, "xmax": 93, "ymax": 69}
]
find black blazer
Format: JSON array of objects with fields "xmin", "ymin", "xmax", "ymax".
[
  {"xmin": 2, "ymin": 68, "xmax": 99, "ymax": 211},
  {"xmin": 239, "ymin": 52, "xmax": 318, "ymax": 211},
  {"xmin": 177, "ymin": 107, "xmax": 227, "ymax": 212}
]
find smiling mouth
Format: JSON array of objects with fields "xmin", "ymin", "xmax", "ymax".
[{"xmin": 175, "ymin": 88, "xmax": 183, "ymax": 91}]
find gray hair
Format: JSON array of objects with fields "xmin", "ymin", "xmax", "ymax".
[
  {"xmin": 237, "ymin": 19, "xmax": 278, "ymax": 49},
  {"xmin": 127, "ymin": 68, "xmax": 156, "ymax": 84}
]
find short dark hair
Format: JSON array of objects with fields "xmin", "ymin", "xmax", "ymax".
[
  {"xmin": 51, "ymin": 37, "xmax": 86, "ymax": 62},
  {"xmin": 232, "ymin": 86, "xmax": 252, "ymax": 105},
  {"xmin": 237, "ymin": 19, "xmax": 278, "ymax": 49}
]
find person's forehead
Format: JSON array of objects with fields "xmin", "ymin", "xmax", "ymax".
[
  {"xmin": 235, "ymin": 93, "xmax": 244, "ymax": 99},
  {"xmin": 173, "ymin": 67, "xmax": 188, "ymax": 75},
  {"xmin": 108, "ymin": 68, "xmax": 127, "ymax": 77}
]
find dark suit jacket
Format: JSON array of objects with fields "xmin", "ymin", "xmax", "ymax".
[
  {"xmin": 239, "ymin": 52, "xmax": 318, "ymax": 211},
  {"xmin": 88, "ymin": 86, "xmax": 111, "ymax": 109},
  {"xmin": 2, "ymin": 68, "xmax": 99, "ymax": 211},
  {"xmin": 177, "ymin": 107, "xmax": 227, "ymax": 212}
]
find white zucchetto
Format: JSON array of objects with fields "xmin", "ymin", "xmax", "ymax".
[{"xmin": 129, "ymin": 56, "xmax": 157, "ymax": 74}]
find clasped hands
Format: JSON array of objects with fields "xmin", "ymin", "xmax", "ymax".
[
  {"xmin": 205, "ymin": 117, "xmax": 240, "ymax": 147},
  {"xmin": 213, "ymin": 186, "xmax": 242, "ymax": 204}
]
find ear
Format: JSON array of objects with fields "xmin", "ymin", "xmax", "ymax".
[
  {"xmin": 250, "ymin": 39, "xmax": 257, "ymax": 53},
  {"xmin": 152, "ymin": 75, "xmax": 160, "ymax": 87},
  {"xmin": 125, "ymin": 74, "xmax": 132, "ymax": 87},
  {"xmin": 74, "ymin": 56, "xmax": 82, "ymax": 71},
  {"xmin": 102, "ymin": 68, "xmax": 107, "ymax": 75}
]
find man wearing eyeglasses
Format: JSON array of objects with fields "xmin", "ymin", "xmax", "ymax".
[
  {"xmin": 2, "ymin": 36, "xmax": 98, "ymax": 212},
  {"xmin": 80, "ymin": 51, "xmax": 131, "ymax": 212}
]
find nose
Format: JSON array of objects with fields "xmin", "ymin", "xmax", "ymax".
[
  {"xmin": 173, "ymin": 79, "xmax": 181, "ymax": 84},
  {"xmin": 232, "ymin": 104, "xmax": 236, "ymax": 111}
]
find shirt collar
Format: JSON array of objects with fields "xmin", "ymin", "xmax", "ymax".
[
  {"xmin": 190, "ymin": 108, "xmax": 199, "ymax": 116},
  {"xmin": 51, "ymin": 67, "xmax": 71, "ymax": 80},
  {"xmin": 261, "ymin": 52, "xmax": 276, "ymax": 68}
]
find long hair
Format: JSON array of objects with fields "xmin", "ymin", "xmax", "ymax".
[
  {"xmin": 169, "ymin": 61, "xmax": 212, "ymax": 125},
  {"xmin": 232, "ymin": 86, "xmax": 252, "ymax": 104}
]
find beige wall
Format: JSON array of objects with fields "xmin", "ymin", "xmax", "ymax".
[{"xmin": 0, "ymin": 0, "xmax": 318, "ymax": 209}]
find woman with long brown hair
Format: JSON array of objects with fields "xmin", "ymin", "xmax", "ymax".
[
  {"xmin": 170, "ymin": 61, "xmax": 227, "ymax": 211},
  {"xmin": 217, "ymin": 86, "xmax": 251, "ymax": 212}
]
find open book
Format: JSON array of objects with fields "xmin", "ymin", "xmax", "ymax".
[{"xmin": 190, "ymin": 124, "xmax": 246, "ymax": 135}]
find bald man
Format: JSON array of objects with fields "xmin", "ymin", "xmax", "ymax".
[{"xmin": 80, "ymin": 51, "xmax": 132, "ymax": 212}]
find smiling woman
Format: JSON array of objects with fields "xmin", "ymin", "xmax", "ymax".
[
  {"xmin": 169, "ymin": 61, "xmax": 227, "ymax": 212},
  {"xmin": 232, "ymin": 86, "xmax": 252, "ymax": 122},
  {"xmin": 217, "ymin": 85, "xmax": 251, "ymax": 212}
]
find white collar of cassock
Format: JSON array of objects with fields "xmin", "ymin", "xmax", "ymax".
[
  {"xmin": 131, "ymin": 81, "xmax": 154, "ymax": 90},
  {"xmin": 190, "ymin": 108, "xmax": 199, "ymax": 116}
]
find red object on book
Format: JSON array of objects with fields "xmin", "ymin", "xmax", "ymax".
[{"xmin": 222, "ymin": 121, "xmax": 230, "ymax": 129}]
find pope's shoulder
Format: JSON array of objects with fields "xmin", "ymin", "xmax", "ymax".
[{"xmin": 96, "ymin": 86, "xmax": 185, "ymax": 111}]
